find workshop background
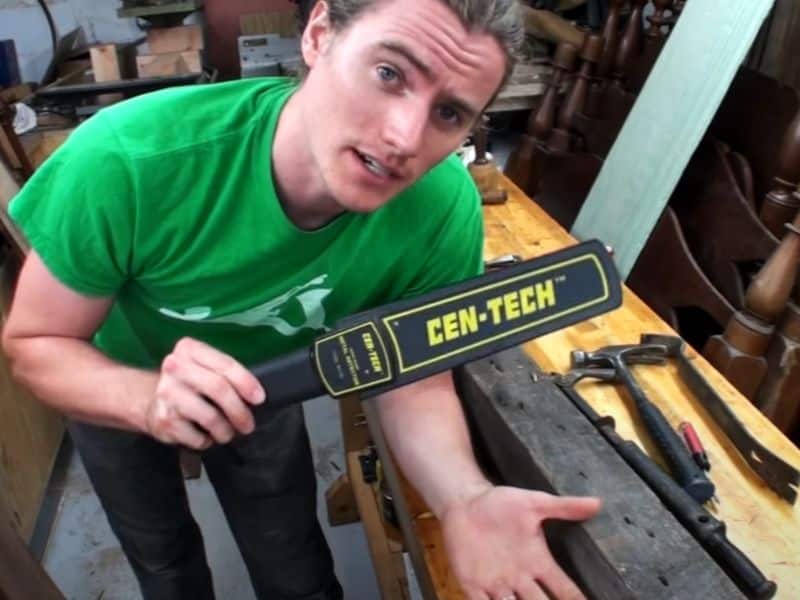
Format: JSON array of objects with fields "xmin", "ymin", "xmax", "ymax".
[
  {"xmin": 0, "ymin": 1, "xmax": 389, "ymax": 598},
  {"xmin": 2, "ymin": 0, "xmax": 800, "ymax": 599}
]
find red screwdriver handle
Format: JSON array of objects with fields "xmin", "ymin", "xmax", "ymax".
[{"xmin": 680, "ymin": 421, "xmax": 711, "ymax": 471}]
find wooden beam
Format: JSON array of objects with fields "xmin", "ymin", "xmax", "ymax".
[
  {"xmin": 89, "ymin": 44, "xmax": 122, "ymax": 82},
  {"xmin": 146, "ymin": 24, "xmax": 204, "ymax": 54},
  {"xmin": 571, "ymin": 0, "xmax": 775, "ymax": 278},
  {"xmin": 364, "ymin": 403, "xmax": 444, "ymax": 599},
  {"xmin": 89, "ymin": 44, "xmax": 123, "ymax": 105},
  {"xmin": 347, "ymin": 451, "xmax": 409, "ymax": 600},
  {"xmin": 136, "ymin": 50, "xmax": 202, "ymax": 78},
  {"xmin": 0, "ymin": 160, "xmax": 28, "ymax": 256},
  {"xmin": 325, "ymin": 473, "xmax": 360, "ymax": 526},
  {"xmin": 455, "ymin": 348, "xmax": 746, "ymax": 599},
  {"xmin": 1, "ymin": 485, "xmax": 64, "ymax": 599}
]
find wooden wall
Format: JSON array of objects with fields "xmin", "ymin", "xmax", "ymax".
[{"xmin": 0, "ymin": 162, "xmax": 63, "ymax": 541}]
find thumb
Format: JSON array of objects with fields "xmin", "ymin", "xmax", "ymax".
[{"xmin": 534, "ymin": 494, "xmax": 602, "ymax": 522}]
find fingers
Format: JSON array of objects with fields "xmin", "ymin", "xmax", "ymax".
[
  {"xmin": 176, "ymin": 337, "xmax": 265, "ymax": 405},
  {"xmin": 170, "ymin": 420, "xmax": 214, "ymax": 451},
  {"xmin": 147, "ymin": 398, "xmax": 212, "ymax": 450},
  {"xmin": 513, "ymin": 578, "xmax": 549, "ymax": 600},
  {"xmin": 536, "ymin": 558, "xmax": 586, "ymax": 600},
  {"xmin": 146, "ymin": 337, "xmax": 266, "ymax": 447},
  {"xmin": 533, "ymin": 494, "xmax": 602, "ymax": 522},
  {"xmin": 167, "ymin": 379, "xmax": 237, "ymax": 444},
  {"xmin": 163, "ymin": 352, "xmax": 255, "ymax": 435},
  {"xmin": 166, "ymin": 337, "xmax": 266, "ymax": 433},
  {"xmin": 486, "ymin": 580, "xmax": 548, "ymax": 600}
]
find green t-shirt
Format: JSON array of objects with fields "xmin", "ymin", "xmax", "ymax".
[{"xmin": 10, "ymin": 77, "xmax": 484, "ymax": 369}]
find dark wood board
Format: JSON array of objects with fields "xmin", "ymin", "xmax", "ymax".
[{"xmin": 454, "ymin": 348, "xmax": 745, "ymax": 600}]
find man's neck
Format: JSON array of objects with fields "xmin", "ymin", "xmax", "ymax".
[{"xmin": 271, "ymin": 93, "xmax": 344, "ymax": 231}]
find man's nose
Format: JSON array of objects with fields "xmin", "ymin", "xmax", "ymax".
[{"xmin": 380, "ymin": 100, "xmax": 427, "ymax": 157}]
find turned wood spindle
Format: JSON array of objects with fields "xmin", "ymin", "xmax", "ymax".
[
  {"xmin": 532, "ymin": 42, "xmax": 580, "ymax": 143},
  {"xmin": 596, "ymin": 0, "xmax": 625, "ymax": 80},
  {"xmin": 468, "ymin": 115, "xmax": 507, "ymax": 205},
  {"xmin": 704, "ymin": 211, "xmax": 800, "ymax": 400},
  {"xmin": 611, "ymin": 0, "xmax": 647, "ymax": 90},
  {"xmin": 625, "ymin": 0, "xmax": 679, "ymax": 94},
  {"xmin": 549, "ymin": 34, "xmax": 604, "ymax": 152},
  {"xmin": 585, "ymin": 0, "xmax": 624, "ymax": 118},
  {"xmin": 647, "ymin": 0, "xmax": 674, "ymax": 41},
  {"xmin": 759, "ymin": 109, "xmax": 800, "ymax": 237},
  {"xmin": 504, "ymin": 42, "xmax": 578, "ymax": 194},
  {"xmin": 758, "ymin": 297, "xmax": 800, "ymax": 433}
]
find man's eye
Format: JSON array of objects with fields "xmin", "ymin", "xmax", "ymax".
[
  {"xmin": 437, "ymin": 105, "xmax": 460, "ymax": 125},
  {"xmin": 377, "ymin": 65, "xmax": 400, "ymax": 83}
]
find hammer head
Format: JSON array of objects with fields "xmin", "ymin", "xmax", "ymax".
[
  {"xmin": 640, "ymin": 333, "xmax": 683, "ymax": 358},
  {"xmin": 570, "ymin": 343, "xmax": 669, "ymax": 369}
]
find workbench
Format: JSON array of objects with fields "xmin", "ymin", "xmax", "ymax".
[{"xmin": 354, "ymin": 176, "xmax": 800, "ymax": 599}]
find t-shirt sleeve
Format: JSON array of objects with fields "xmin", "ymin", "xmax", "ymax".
[
  {"xmin": 8, "ymin": 113, "xmax": 135, "ymax": 297},
  {"xmin": 400, "ymin": 163, "xmax": 484, "ymax": 299}
]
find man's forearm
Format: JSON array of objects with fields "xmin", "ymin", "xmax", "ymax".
[
  {"xmin": 375, "ymin": 371, "xmax": 492, "ymax": 518},
  {"xmin": 3, "ymin": 335, "xmax": 155, "ymax": 431}
]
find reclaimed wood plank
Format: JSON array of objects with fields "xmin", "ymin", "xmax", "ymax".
[{"xmin": 456, "ymin": 348, "xmax": 744, "ymax": 599}]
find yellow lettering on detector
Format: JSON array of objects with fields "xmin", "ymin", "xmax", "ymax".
[
  {"xmin": 486, "ymin": 297, "xmax": 504, "ymax": 325},
  {"xmin": 361, "ymin": 332, "xmax": 383, "ymax": 374},
  {"xmin": 503, "ymin": 292, "xmax": 521, "ymax": 319},
  {"xmin": 442, "ymin": 313, "xmax": 459, "ymax": 341},
  {"xmin": 520, "ymin": 286, "xmax": 536, "ymax": 314},
  {"xmin": 427, "ymin": 319, "xmax": 444, "ymax": 346},
  {"xmin": 426, "ymin": 306, "xmax": 480, "ymax": 347},
  {"xmin": 536, "ymin": 280, "xmax": 556, "ymax": 308},
  {"xmin": 458, "ymin": 306, "xmax": 479, "ymax": 336},
  {"xmin": 362, "ymin": 332, "xmax": 375, "ymax": 351}
]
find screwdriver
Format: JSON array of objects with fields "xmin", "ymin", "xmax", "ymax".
[{"xmin": 680, "ymin": 421, "xmax": 711, "ymax": 471}]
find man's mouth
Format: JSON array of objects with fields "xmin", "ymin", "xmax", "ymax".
[{"xmin": 355, "ymin": 150, "xmax": 397, "ymax": 179}]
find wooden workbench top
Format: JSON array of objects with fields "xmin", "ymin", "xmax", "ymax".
[{"xmin": 376, "ymin": 177, "xmax": 800, "ymax": 599}]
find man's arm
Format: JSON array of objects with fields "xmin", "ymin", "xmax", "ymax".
[
  {"xmin": 2, "ymin": 252, "xmax": 263, "ymax": 447},
  {"xmin": 375, "ymin": 371, "xmax": 492, "ymax": 515},
  {"xmin": 375, "ymin": 371, "xmax": 600, "ymax": 600}
]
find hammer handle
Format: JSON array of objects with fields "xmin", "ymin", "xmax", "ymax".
[{"xmin": 617, "ymin": 366, "xmax": 716, "ymax": 504}]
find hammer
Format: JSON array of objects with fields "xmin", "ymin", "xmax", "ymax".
[{"xmin": 571, "ymin": 343, "xmax": 716, "ymax": 504}]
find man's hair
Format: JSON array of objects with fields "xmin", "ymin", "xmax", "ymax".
[{"xmin": 299, "ymin": 0, "xmax": 523, "ymax": 85}]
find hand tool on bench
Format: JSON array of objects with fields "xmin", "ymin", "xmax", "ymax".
[
  {"xmin": 680, "ymin": 421, "xmax": 711, "ymax": 471},
  {"xmin": 250, "ymin": 240, "xmax": 621, "ymax": 414},
  {"xmin": 484, "ymin": 254, "xmax": 522, "ymax": 270},
  {"xmin": 571, "ymin": 343, "xmax": 717, "ymax": 504},
  {"xmin": 641, "ymin": 333, "xmax": 800, "ymax": 504},
  {"xmin": 545, "ymin": 370, "xmax": 777, "ymax": 600}
]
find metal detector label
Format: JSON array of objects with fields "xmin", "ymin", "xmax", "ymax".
[
  {"xmin": 314, "ymin": 322, "xmax": 393, "ymax": 396},
  {"xmin": 382, "ymin": 253, "xmax": 610, "ymax": 373}
]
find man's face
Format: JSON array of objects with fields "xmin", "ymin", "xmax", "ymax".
[{"xmin": 298, "ymin": 0, "xmax": 507, "ymax": 213}]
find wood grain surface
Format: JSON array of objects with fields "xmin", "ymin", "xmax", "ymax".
[{"xmin": 374, "ymin": 176, "xmax": 800, "ymax": 599}]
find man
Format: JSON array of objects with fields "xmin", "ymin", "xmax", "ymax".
[{"xmin": 3, "ymin": 1, "xmax": 601, "ymax": 599}]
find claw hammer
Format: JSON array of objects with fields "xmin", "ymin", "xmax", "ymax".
[{"xmin": 571, "ymin": 343, "xmax": 716, "ymax": 504}]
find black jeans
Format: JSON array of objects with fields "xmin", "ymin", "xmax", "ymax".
[{"xmin": 68, "ymin": 404, "xmax": 343, "ymax": 600}]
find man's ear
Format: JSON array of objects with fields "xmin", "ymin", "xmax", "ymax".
[{"xmin": 302, "ymin": 1, "xmax": 334, "ymax": 69}]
